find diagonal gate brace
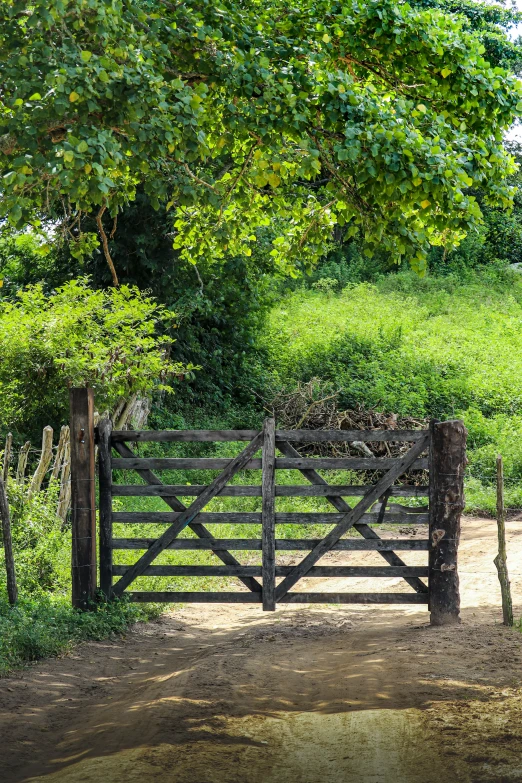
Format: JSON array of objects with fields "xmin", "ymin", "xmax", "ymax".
[
  {"xmin": 277, "ymin": 440, "xmax": 428, "ymax": 594},
  {"xmin": 275, "ymin": 434, "xmax": 430, "ymax": 602},
  {"xmin": 112, "ymin": 441, "xmax": 262, "ymax": 594},
  {"xmin": 112, "ymin": 432, "xmax": 264, "ymax": 596}
]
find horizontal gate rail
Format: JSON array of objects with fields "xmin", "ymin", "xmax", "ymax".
[
  {"xmin": 112, "ymin": 565, "xmax": 429, "ymax": 577},
  {"xmin": 111, "ymin": 484, "xmax": 430, "ymax": 497},
  {"xmin": 111, "ymin": 511, "xmax": 429, "ymax": 525},
  {"xmin": 111, "ymin": 457, "xmax": 428, "ymax": 471},
  {"xmin": 126, "ymin": 592, "xmax": 430, "ymax": 604},
  {"xmin": 111, "ymin": 429, "xmax": 427, "ymax": 443},
  {"xmin": 112, "ymin": 538, "xmax": 431, "ymax": 551}
]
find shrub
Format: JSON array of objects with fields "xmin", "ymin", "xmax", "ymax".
[{"xmin": 0, "ymin": 278, "xmax": 190, "ymax": 442}]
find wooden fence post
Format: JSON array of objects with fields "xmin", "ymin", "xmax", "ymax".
[
  {"xmin": 2, "ymin": 433, "xmax": 12, "ymax": 483},
  {"xmin": 262, "ymin": 418, "xmax": 276, "ymax": 611},
  {"xmin": 429, "ymin": 419, "xmax": 467, "ymax": 626},
  {"xmin": 98, "ymin": 418, "xmax": 113, "ymax": 600},
  {"xmin": 0, "ymin": 477, "xmax": 17, "ymax": 605},
  {"xmin": 70, "ymin": 387, "xmax": 97, "ymax": 610},
  {"xmin": 494, "ymin": 455, "xmax": 513, "ymax": 626}
]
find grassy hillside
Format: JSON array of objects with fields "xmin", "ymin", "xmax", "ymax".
[{"xmin": 258, "ymin": 268, "xmax": 522, "ymax": 512}]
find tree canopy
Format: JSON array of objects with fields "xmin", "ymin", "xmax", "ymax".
[{"xmin": 1, "ymin": 0, "xmax": 521, "ymax": 282}]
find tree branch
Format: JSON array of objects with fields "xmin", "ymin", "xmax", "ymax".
[{"xmin": 96, "ymin": 205, "xmax": 119, "ymax": 287}]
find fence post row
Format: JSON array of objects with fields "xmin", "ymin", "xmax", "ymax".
[
  {"xmin": 68, "ymin": 391, "xmax": 466, "ymax": 623},
  {"xmin": 429, "ymin": 419, "xmax": 467, "ymax": 626},
  {"xmin": 70, "ymin": 387, "xmax": 97, "ymax": 610}
]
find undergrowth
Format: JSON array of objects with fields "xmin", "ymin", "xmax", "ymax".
[{"xmin": 0, "ymin": 594, "xmax": 158, "ymax": 676}]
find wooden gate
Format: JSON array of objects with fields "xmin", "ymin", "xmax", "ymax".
[{"xmin": 69, "ymin": 390, "xmax": 466, "ymax": 625}]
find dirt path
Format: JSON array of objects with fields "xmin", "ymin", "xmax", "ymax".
[{"xmin": 3, "ymin": 517, "xmax": 522, "ymax": 782}]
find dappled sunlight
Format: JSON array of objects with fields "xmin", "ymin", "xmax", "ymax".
[{"xmin": 3, "ymin": 517, "xmax": 522, "ymax": 782}]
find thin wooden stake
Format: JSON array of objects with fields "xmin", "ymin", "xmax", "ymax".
[
  {"xmin": 262, "ymin": 418, "xmax": 276, "ymax": 611},
  {"xmin": 52, "ymin": 425, "xmax": 69, "ymax": 480},
  {"xmin": 57, "ymin": 438, "xmax": 71, "ymax": 522},
  {"xmin": 0, "ymin": 477, "xmax": 17, "ymax": 605},
  {"xmin": 16, "ymin": 441, "xmax": 31, "ymax": 485},
  {"xmin": 494, "ymin": 455, "xmax": 513, "ymax": 627},
  {"xmin": 28, "ymin": 426, "xmax": 53, "ymax": 497},
  {"xmin": 2, "ymin": 433, "xmax": 12, "ymax": 483}
]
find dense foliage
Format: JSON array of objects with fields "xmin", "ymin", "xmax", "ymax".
[
  {"xmin": 1, "ymin": 0, "xmax": 521, "ymax": 282},
  {"xmin": 0, "ymin": 278, "xmax": 188, "ymax": 441}
]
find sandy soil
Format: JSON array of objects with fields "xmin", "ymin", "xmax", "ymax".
[{"xmin": 3, "ymin": 516, "xmax": 522, "ymax": 783}]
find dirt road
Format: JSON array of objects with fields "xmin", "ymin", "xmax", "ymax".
[{"xmin": 3, "ymin": 517, "xmax": 522, "ymax": 783}]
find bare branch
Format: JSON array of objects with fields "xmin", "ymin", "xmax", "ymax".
[{"xmin": 96, "ymin": 205, "xmax": 119, "ymax": 287}]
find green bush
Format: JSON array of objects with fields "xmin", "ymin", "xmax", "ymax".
[
  {"xmin": 0, "ymin": 594, "xmax": 156, "ymax": 675},
  {"xmin": 0, "ymin": 278, "xmax": 188, "ymax": 442}
]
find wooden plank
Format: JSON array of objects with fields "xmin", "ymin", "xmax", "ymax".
[
  {"xmin": 112, "ymin": 538, "xmax": 430, "ymax": 551},
  {"xmin": 281, "ymin": 593, "xmax": 429, "ymax": 604},
  {"xmin": 429, "ymin": 420, "xmax": 466, "ymax": 627},
  {"xmin": 128, "ymin": 592, "xmax": 262, "ymax": 603},
  {"xmin": 111, "ymin": 429, "xmax": 427, "ymax": 443},
  {"xmin": 111, "ymin": 429, "xmax": 259, "ymax": 442},
  {"xmin": 112, "ymin": 511, "xmax": 262, "ymax": 523},
  {"xmin": 98, "ymin": 418, "xmax": 113, "ymax": 599},
  {"xmin": 276, "ymin": 430, "xmax": 428, "ymax": 443},
  {"xmin": 274, "ymin": 434, "xmax": 431, "ymax": 601},
  {"xmin": 113, "ymin": 565, "xmax": 429, "ymax": 577},
  {"xmin": 275, "ymin": 458, "xmax": 428, "ymax": 470},
  {"xmin": 277, "ymin": 439, "xmax": 429, "ymax": 595},
  {"xmin": 112, "ymin": 441, "xmax": 262, "ymax": 594},
  {"xmin": 112, "ymin": 483, "xmax": 430, "ymax": 498},
  {"xmin": 127, "ymin": 591, "xmax": 429, "ymax": 604},
  {"xmin": 262, "ymin": 418, "xmax": 276, "ymax": 611},
  {"xmin": 111, "ymin": 432, "xmax": 264, "ymax": 596},
  {"xmin": 111, "ymin": 457, "xmax": 428, "ymax": 471},
  {"xmin": 70, "ymin": 388, "xmax": 97, "ymax": 610},
  {"xmin": 112, "ymin": 457, "xmax": 263, "ymax": 470},
  {"xmin": 0, "ymin": 476, "xmax": 17, "ymax": 604},
  {"xmin": 111, "ymin": 511, "xmax": 429, "ymax": 525}
]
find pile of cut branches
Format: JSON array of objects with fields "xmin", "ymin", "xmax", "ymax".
[{"xmin": 264, "ymin": 378, "xmax": 428, "ymax": 460}]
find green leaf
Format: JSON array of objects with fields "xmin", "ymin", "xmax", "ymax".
[
  {"xmin": 80, "ymin": 50, "xmax": 93, "ymax": 63},
  {"xmin": 10, "ymin": 204, "xmax": 22, "ymax": 224},
  {"xmin": 28, "ymin": 93, "xmax": 42, "ymax": 101},
  {"xmin": 69, "ymin": 91, "xmax": 80, "ymax": 102}
]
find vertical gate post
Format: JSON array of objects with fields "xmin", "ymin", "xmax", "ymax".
[
  {"xmin": 70, "ymin": 387, "xmax": 97, "ymax": 610},
  {"xmin": 429, "ymin": 419, "xmax": 467, "ymax": 626},
  {"xmin": 262, "ymin": 418, "xmax": 276, "ymax": 611},
  {"xmin": 98, "ymin": 418, "xmax": 113, "ymax": 600}
]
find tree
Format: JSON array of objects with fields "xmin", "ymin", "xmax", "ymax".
[
  {"xmin": 1, "ymin": 0, "xmax": 521, "ymax": 282},
  {"xmin": 412, "ymin": 1, "xmax": 522, "ymax": 72}
]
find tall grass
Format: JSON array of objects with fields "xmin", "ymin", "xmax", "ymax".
[{"xmin": 258, "ymin": 268, "xmax": 522, "ymax": 512}]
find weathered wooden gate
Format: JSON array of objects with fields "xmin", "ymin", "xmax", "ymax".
[{"xmin": 69, "ymin": 389, "xmax": 466, "ymax": 626}]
